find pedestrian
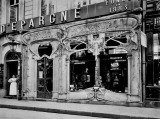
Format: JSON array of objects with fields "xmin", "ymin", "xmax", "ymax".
[
  {"xmin": 105, "ymin": 71, "xmax": 111, "ymax": 89},
  {"xmin": 113, "ymin": 74, "xmax": 119, "ymax": 92},
  {"xmin": 8, "ymin": 75, "xmax": 17, "ymax": 98}
]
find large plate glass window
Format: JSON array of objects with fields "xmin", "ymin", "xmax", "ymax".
[{"xmin": 69, "ymin": 33, "xmax": 128, "ymax": 94}]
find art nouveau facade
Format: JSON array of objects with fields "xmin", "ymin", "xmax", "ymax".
[{"xmin": 0, "ymin": 0, "xmax": 147, "ymax": 104}]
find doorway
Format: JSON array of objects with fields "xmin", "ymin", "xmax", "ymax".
[
  {"xmin": 37, "ymin": 57, "xmax": 53, "ymax": 99},
  {"xmin": 5, "ymin": 52, "xmax": 19, "ymax": 96}
]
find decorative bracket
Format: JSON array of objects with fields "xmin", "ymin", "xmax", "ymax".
[{"xmin": 87, "ymin": 33, "xmax": 105, "ymax": 60}]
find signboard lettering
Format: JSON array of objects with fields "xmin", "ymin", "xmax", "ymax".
[
  {"xmin": 0, "ymin": 0, "xmax": 140, "ymax": 35},
  {"xmin": 61, "ymin": 11, "xmax": 67, "ymax": 22},
  {"xmin": 29, "ymin": 19, "xmax": 34, "ymax": 28},
  {"xmin": 106, "ymin": 0, "xmax": 128, "ymax": 13},
  {"xmin": 50, "ymin": 14, "xmax": 56, "ymax": 23},
  {"xmin": 21, "ymin": 20, "xmax": 26, "ymax": 29},
  {"xmin": 39, "ymin": 16, "xmax": 45, "ymax": 26}
]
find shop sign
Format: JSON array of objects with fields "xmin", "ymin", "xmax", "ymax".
[
  {"xmin": 110, "ymin": 57, "xmax": 123, "ymax": 60},
  {"xmin": 114, "ymin": 49, "xmax": 127, "ymax": 54},
  {"xmin": 0, "ymin": 0, "xmax": 140, "ymax": 35},
  {"xmin": 154, "ymin": 17, "xmax": 160, "ymax": 29},
  {"xmin": 111, "ymin": 62, "xmax": 119, "ymax": 67}
]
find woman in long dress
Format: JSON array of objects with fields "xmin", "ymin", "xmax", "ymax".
[{"xmin": 8, "ymin": 75, "xmax": 17, "ymax": 97}]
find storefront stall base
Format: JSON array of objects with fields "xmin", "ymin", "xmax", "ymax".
[{"xmin": 67, "ymin": 88, "xmax": 140, "ymax": 102}]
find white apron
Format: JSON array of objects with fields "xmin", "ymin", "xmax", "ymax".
[{"xmin": 8, "ymin": 78, "xmax": 17, "ymax": 95}]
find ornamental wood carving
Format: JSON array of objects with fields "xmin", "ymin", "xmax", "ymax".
[
  {"xmin": 67, "ymin": 17, "xmax": 138, "ymax": 38},
  {"xmin": 22, "ymin": 28, "xmax": 66, "ymax": 59},
  {"xmin": 22, "ymin": 28, "xmax": 63, "ymax": 44}
]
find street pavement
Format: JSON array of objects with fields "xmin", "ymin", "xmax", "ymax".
[
  {"xmin": 0, "ymin": 98, "xmax": 160, "ymax": 119},
  {"xmin": 0, "ymin": 108, "xmax": 111, "ymax": 119}
]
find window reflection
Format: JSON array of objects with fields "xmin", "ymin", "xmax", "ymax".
[
  {"xmin": 70, "ymin": 49, "xmax": 128, "ymax": 93},
  {"xmin": 153, "ymin": 34, "xmax": 160, "ymax": 86}
]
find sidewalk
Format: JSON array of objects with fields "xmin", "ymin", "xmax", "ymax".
[{"xmin": 0, "ymin": 98, "xmax": 160, "ymax": 119}]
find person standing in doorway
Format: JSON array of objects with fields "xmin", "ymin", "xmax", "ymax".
[
  {"xmin": 82, "ymin": 68, "xmax": 90, "ymax": 88},
  {"xmin": 8, "ymin": 75, "xmax": 17, "ymax": 98}
]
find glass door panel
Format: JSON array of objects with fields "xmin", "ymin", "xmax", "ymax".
[{"xmin": 37, "ymin": 57, "xmax": 53, "ymax": 99}]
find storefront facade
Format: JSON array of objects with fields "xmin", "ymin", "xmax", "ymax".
[
  {"xmin": 0, "ymin": 0, "xmax": 145, "ymax": 104},
  {"xmin": 145, "ymin": 0, "xmax": 160, "ymax": 104}
]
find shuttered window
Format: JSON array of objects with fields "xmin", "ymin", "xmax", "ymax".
[
  {"xmin": 83, "ymin": 0, "xmax": 87, "ymax": 6},
  {"xmin": 10, "ymin": 0, "xmax": 19, "ymax": 22},
  {"xmin": 41, "ymin": 0, "xmax": 54, "ymax": 16},
  {"xmin": 0, "ymin": 0, "xmax": 1, "ymax": 25},
  {"xmin": 49, "ymin": 2, "xmax": 54, "ymax": 14},
  {"xmin": 24, "ymin": 0, "xmax": 33, "ymax": 19},
  {"xmin": 10, "ymin": 6, "xmax": 18, "ymax": 22},
  {"xmin": 41, "ymin": 0, "xmax": 47, "ymax": 16}
]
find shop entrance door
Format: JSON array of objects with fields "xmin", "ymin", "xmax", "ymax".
[
  {"xmin": 6, "ymin": 61, "xmax": 18, "ymax": 96},
  {"xmin": 37, "ymin": 57, "xmax": 53, "ymax": 99},
  {"xmin": 5, "ymin": 52, "xmax": 20, "ymax": 96}
]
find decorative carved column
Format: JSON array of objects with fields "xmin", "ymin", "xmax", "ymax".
[
  {"xmin": 52, "ymin": 35, "xmax": 68, "ymax": 100},
  {"xmin": 88, "ymin": 33, "xmax": 105, "ymax": 87},
  {"xmin": 52, "ymin": 57, "xmax": 59, "ymax": 100},
  {"xmin": 58, "ymin": 55, "xmax": 68, "ymax": 100},
  {"xmin": 27, "ymin": 53, "xmax": 37, "ymax": 98},
  {"xmin": 94, "ymin": 56, "xmax": 101, "ymax": 87},
  {"xmin": 66, "ymin": 55, "xmax": 70, "ymax": 93},
  {"xmin": 58, "ymin": 56, "xmax": 63, "ymax": 98},
  {"xmin": 119, "ymin": 32, "xmax": 140, "ymax": 102},
  {"xmin": 127, "ymin": 54, "xmax": 132, "ymax": 102}
]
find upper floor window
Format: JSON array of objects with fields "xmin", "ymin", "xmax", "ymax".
[
  {"xmin": 74, "ymin": 0, "xmax": 91, "ymax": 8},
  {"xmin": 10, "ymin": 0, "xmax": 19, "ymax": 5},
  {"xmin": 0, "ymin": 0, "xmax": 1, "ymax": 25},
  {"xmin": 41, "ymin": 0, "xmax": 54, "ymax": 16},
  {"xmin": 10, "ymin": 0, "xmax": 19, "ymax": 22},
  {"xmin": 83, "ymin": 0, "xmax": 87, "ymax": 6}
]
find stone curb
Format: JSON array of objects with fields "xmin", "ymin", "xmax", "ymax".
[{"xmin": 0, "ymin": 104, "xmax": 159, "ymax": 119}]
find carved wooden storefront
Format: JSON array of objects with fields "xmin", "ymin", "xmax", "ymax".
[
  {"xmin": 22, "ymin": 28, "xmax": 61, "ymax": 99},
  {"xmin": 65, "ymin": 15, "xmax": 141, "ymax": 102},
  {"xmin": 21, "ymin": 12, "xmax": 143, "ymax": 103}
]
